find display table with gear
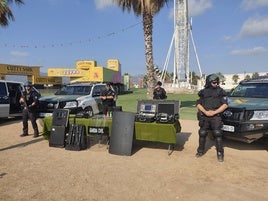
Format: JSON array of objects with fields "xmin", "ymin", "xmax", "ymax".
[{"xmin": 42, "ymin": 115, "xmax": 181, "ymax": 151}]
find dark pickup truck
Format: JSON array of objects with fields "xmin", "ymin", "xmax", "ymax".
[{"xmin": 221, "ymin": 76, "xmax": 268, "ymax": 143}]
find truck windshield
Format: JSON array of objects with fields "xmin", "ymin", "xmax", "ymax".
[
  {"xmin": 55, "ymin": 85, "xmax": 92, "ymax": 95},
  {"xmin": 230, "ymin": 83, "xmax": 268, "ymax": 98}
]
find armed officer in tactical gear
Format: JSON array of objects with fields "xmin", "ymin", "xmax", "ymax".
[
  {"xmin": 153, "ymin": 81, "xmax": 167, "ymax": 100},
  {"xmin": 195, "ymin": 74, "xmax": 228, "ymax": 162},
  {"xmin": 100, "ymin": 83, "xmax": 115, "ymax": 115},
  {"xmin": 19, "ymin": 81, "xmax": 40, "ymax": 138}
]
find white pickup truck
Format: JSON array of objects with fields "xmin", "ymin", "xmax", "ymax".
[{"xmin": 37, "ymin": 83, "xmax": 115, "ymax": 118}]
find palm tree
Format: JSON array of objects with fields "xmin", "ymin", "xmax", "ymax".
[
  {"xmin": 232, "ymin": 74, "xmax": 239, "ymax": 84},
  {"xmin": 0, "ymin": 0, "xmax": 24, "ymax": 27},
  {"xmin": 215, "ymin": 72, "xmax": 226, "ymax": 84},
  {"xmin": 245, "ymin": 74, "xmax": 250, "ymax": 80},
  {"xmin": 190, "ymin": 71, "xmax": 200, "ymax": 85},
  {"xmin": 252, "ymin": 72, "xmax": 259, "ymax": 79},
  {"xmin": 113, "ymin": 0, "xmax": 170, "ymax": 99}
]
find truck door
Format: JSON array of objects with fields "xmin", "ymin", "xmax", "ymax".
[
  {"xmin": 7, "ymin": 83, "xmax": 23, "ymax": 115},
  {"xmin": 0, "ymin": 82, "xmax": 10, "ymax": 118}
]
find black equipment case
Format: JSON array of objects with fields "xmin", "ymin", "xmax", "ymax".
[
  {"xmin": 155, "ymin": 100, "xmax": 180, "ymax": 123},
  {"xmin": 135, "ymin": 99, "xmax": 180, "ymax": 124},
  {"xmin": 65, "ymin": 101, "xmax": 88, "ymax": 151},
  {"xmin": 65, "ymin": 124, "xmax": 87, "ymax": 151},
  {"xmin": 135, "ymin": 100, "xmax": 157, "ymax": 123}
]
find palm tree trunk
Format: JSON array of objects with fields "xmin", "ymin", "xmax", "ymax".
[{"xmin": 143, "ymin": 11, "xmax": 156, "ymax": 99}]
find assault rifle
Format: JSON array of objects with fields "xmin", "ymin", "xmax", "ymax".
[{"xmin": 20, "ymin": 87, "xmax": 28, "ymax": 110}]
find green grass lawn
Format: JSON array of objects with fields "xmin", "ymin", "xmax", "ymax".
[
  {"xmin": 117, "ymin": 88, "xmax": 198, "ymax": 120},
  {"xmin": 40, "ymin": 88, "xmax": 198, "ymax": 120}
]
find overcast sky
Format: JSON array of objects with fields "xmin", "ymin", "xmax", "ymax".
[{"xmin": 0, "ymin": 0, "xmax": 268, "ymax": 77}]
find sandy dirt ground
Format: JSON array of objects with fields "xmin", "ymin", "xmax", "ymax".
[{"xmin": 0, "ymin": 117, "xmax": 267, "ymax": 201}]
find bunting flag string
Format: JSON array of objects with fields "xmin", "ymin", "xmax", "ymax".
[{"xmin": 2, "ymin": 21, "xmax": 141, "ymax": 49}]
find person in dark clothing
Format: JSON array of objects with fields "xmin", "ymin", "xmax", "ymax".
[
  {"xmin": 195, "ymin": 74, "xmax": 228, "ymax": 162},
  {"xmin": 19, "ymin": 81, "xmax": 40, "ymax": 138},
  {"xmin": 100, "ymin": 83, "xmax": 115, "ymax": 115},
  {"xmin": 153, "ymin": 81, "xmax": 167, "ymax": 100}
]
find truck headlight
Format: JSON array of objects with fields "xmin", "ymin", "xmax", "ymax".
[
  {"xmin": 250, "ymin": 111, "xmax": 268, "ymax": 120},
  {"xmin": 64, "ymin": 101, "xmax": 77, "ymax": 108}
]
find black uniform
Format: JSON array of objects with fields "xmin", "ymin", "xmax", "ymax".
[
  {"xmin": 101, "ymin": 88, "xmax": 115, "ymax": 115},
  {"xmin": 196, "ymin": 74, "xmax": 228, "ymax": 161},
  {"xmin": 21, "ymin": 87, "xmax": 40, "ymax": 137},
  {"xmin": 153, "ymin": 87, "xmax": 167, "ymax": 99}
]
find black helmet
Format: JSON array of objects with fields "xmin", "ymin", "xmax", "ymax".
[
  {"xmin": 205, "ymin": 74, "xmax": 219, "ymax": 87},
  {"xmin": 156, "ymin": 81, "xmax": 162, "ymax": 86},
  {"xmin": 24, "ymin": 81, "xmax": 32, "ymax": 87}
]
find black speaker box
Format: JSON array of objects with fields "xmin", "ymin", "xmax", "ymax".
[
  {"xmin": 109, "ymin": 111, "xmax": 135, "ymax": 156},
  {"xmin": 49, "ymin": 125, "xmax": 66, "ymax": 148},
  {"xmin": 52, "ymin": 109, "xmax": 69, "ymax": 126}
]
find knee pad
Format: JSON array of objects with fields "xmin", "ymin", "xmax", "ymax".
[
  {"xmin": 199, "ymin": 129, "xmax": 207, "ymax": 137},
  {"xmin": 213, "ymin": 129, "xmax": 222, "ymax": 137}
]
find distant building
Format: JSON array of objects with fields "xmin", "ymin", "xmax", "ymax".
[{"xmin": 137, "ymin": 77, "xmax": 145, "ymax": 88}]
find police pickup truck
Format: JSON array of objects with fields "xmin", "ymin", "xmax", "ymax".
[
  {"xmin": 221, "ymin": 76, "xmax": 268, "ymax": 143},
  {"xmin": 37, "ymin": 83, "xmax": 111, "ymax": 118}
]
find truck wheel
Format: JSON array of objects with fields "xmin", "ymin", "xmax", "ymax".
[{"xmin": 84, "ymin": 106, "xmax": 93, "ymax": 117}]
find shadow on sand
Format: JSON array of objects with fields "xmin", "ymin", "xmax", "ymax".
[
  {"xmin": 203, "ymin": 136, "xmax": 267, "ymax": 153},
  {"xmin": 131, "ymin": 132, "xmax": 192, "ymax": 155},
  {"xmin": 0, "ymin": 137, "xmax": 44, "ymax": 152}
]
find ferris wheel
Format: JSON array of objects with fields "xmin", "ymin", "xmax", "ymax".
[{"xmin": 161, "ymin": 0, "xmax": 203, "ymax": 88}]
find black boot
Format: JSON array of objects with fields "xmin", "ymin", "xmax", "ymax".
[
  {"xmin": 217, "ymin": 152, "xmax": 224, "ymax": 162},
  {"xmin": 195, "ymin": 152, "xmax": 204, "ymax": 158},
  {"xmin": 20, "ymin": 133, "xmax": 29, "ymax": 137},
  {"xmin": 33, "ymin": 131, "xmax": 39, "ymax": 138},
  {"xmin": 196, "ymin": 136, "xmax": 206, "ymax": 158},
  {"xmin": 215, "ymin": 136, "xmax": 224, "ymax": 162}
]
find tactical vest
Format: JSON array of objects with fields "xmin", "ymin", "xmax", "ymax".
[
  {"xmin": 153, "ymin": 88, "xmax": 167, "ymax": 99},
  {"xmin": 199, "ymin": 87, "xmax": 224, "ymax": 110}
]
